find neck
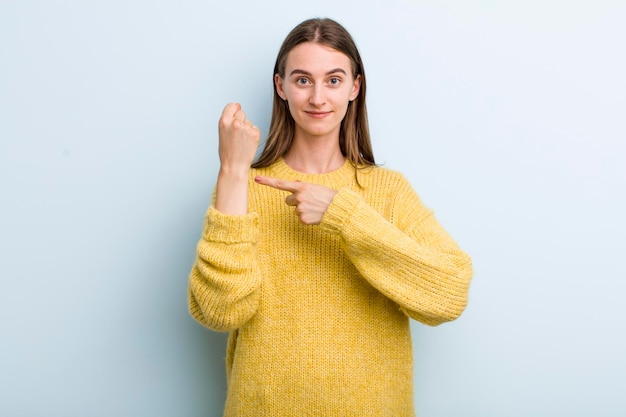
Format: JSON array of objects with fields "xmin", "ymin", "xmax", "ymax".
[{"xmin": 283, "ymin": 136, "xmax": 345, "ymax": 174}]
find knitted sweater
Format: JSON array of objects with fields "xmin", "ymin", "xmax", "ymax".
[{"xmin": 188, "ymin": 158, "xmax": 472, "ymax": 417}]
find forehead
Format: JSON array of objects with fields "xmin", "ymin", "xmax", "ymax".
[{"xmin": 285, "ymin": 42, "xmax": 353, "ymax": 74}]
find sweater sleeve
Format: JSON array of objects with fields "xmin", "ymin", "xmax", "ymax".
[
  {"xmin": 188, "ymin": 206, "xmax": 262, "ymax": 332},
  {"xmin": 319, "ymin": 177, "xmax": 473, "ymax": 326}
]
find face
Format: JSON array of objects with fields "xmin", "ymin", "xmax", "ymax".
[{"xmin": 275, "ymin": 42, "xmax": 361, "ymax": 142}]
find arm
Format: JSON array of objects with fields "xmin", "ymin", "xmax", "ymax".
[
  {"xmin": 188, "ymin": 103, "xmax": 262, "ymax": 331},
  {"xmin": 253, "ymin": 172, "xmax": 472, "ymax": 325},
  {"xmin": 214, "ymin": 102, "xmax": 260, "ymax": 215},
  {"xmin": 188, "ymin": 206, "xmax": 262, "ymax": 332},
  {"xmin": 319, "ymin": 179, "xmax": 473, "ymax": 326}
]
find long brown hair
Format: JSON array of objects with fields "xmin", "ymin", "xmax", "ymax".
[{"xmin": 252, "ymin": 18, "xmax": 375, "ymax": 170}]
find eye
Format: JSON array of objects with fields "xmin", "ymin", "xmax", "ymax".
[
  {"xmin": 296, "ymin": 77, "xmax": 310, "ymax": 85},
  {"xmin": 329, "ymin": 77, "xmax": 341, "ymax": 86}
]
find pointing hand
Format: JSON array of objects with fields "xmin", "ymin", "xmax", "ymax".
[{"xmin": 255, "ymin": 176, "xmax": 338, "ymax": 225}]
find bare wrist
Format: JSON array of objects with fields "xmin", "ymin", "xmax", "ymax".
[{"xmin": 215, "ymin": 169, "xmax": 249, "ymax": 215}]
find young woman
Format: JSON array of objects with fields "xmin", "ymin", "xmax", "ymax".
[{"xmin": 188, "ymin": 17, "xmax": 472, "ymax": 416}]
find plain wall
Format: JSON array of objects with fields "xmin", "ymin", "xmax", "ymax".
[{"xmin": 1, "ymin": 1, "xmax": 624, "ymax": 416}]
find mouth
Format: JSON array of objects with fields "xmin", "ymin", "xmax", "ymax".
[{"xmin": 305, "ymin": 111, "xmax": 332, "ymax": 119}]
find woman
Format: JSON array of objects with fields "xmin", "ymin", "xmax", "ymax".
[{"xmin": 188, "ymin": 17, "xmax": 472, "ymax": 416}]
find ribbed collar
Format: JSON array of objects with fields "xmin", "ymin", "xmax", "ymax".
[{"xmin": 267, "ymin": 158, "xmax": 356, "ymax": 188}]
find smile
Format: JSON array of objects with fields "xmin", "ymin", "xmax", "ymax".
[{"xmin": 305, "ymin": 111, "xmax": 332, "ymax": 119}]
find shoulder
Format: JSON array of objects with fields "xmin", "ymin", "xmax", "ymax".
[
  {"xmin": 356, "ymin": 165, "xmax": 414, "ymax": 191},
  {"xmin": 355, "ymin": 165, "xmax": 429, "ymax": 225}
]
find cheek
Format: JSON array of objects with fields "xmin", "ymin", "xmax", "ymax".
[
  {"xmin": 335, "ymin": 90, "xmax": 353, "ymax": 110},
  {"xmin": 284, "ymin": 91, "xmax": 311, "ymax": 116},
  {"xmin": 284, "ymin": 96, "xmax": 304, "ymax": 119},
  {"xmin": 285, "ymin": 88, "xmax": 307, "ymax": 103},
  {"xmin": 286, "ymin": 102, "xmax": 298, "ymax": 119}
]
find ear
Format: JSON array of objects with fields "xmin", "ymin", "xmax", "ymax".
[
  {"xmin": 274, "ymin": 73, "xmax": 287, "ymax": 100},
  {"xmin": 349, "ymin": 74, "xmax": 361, "ymax": 101}
]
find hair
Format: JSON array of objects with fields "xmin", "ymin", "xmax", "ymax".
[{"xmin": 252, "ymin": 18, "xmax": 376, "ymax": 172}]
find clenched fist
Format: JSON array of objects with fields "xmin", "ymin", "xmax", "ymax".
[
  {"xmin": 218, "ymin": 103, "xmax": 261, "ymax": 174},
  {"xmin": 214, "ymin": 103, "xmax": 261, "ymax": 215}
]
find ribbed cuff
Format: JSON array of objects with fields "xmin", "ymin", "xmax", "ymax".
[
  {"xmin": 319, "ymin": 188, "xmax": 363, "ymax": 234},
  {"xmin": 203, "ymin": 206, "xmax": 259, "ymax": 243}
]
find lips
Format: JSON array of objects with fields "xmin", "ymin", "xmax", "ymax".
[{"xmin": 305, "ymin": 111, "xmax": 332, "ymax": 119}]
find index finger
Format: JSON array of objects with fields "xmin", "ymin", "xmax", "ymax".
[{"xmin": 254, "ymin": 176, "xmax": 301, "ymax": 192}]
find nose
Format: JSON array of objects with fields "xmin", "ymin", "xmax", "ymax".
[{"xmin": 309, "ymin": 84, "xmax": 326, "ymax": 106}]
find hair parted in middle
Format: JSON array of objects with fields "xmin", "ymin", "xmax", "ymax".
[{"xmin": 252, "ymin": 17, "xmax": 376, "ymax": 171}]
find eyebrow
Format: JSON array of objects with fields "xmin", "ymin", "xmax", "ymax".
[{"xmin": 289, "ymin": 68, "xmax": 347, "ymax": 77}]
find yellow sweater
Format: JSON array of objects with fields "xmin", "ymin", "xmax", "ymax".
[{"xmin": 188, "ymin": 158, "xmax": 472, "ymax": 416}]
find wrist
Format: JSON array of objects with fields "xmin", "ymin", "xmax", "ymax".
[
  {"xmin": 215, "ymin": 169, "xmax": 249, "ymax": 215},
  {"xmin": 218, "ymin": 165, "xmax": 249, "ymax": 180}
]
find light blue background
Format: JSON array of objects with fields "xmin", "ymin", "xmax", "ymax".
[{"xmin": 1, "ymin": 1, "xmax": 625, "ymax": 416}]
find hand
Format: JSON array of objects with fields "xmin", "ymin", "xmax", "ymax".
[
  {"xmin": 255, "ymin": 176, "xmax": 338, "ymax": 225},
  {"xmin": 218, "ymin": 103, "xmax": 261, "ymax": 174},
  {"xmin": 213, "ymin": 103, "xmax": 260, "ymax": 215}
]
